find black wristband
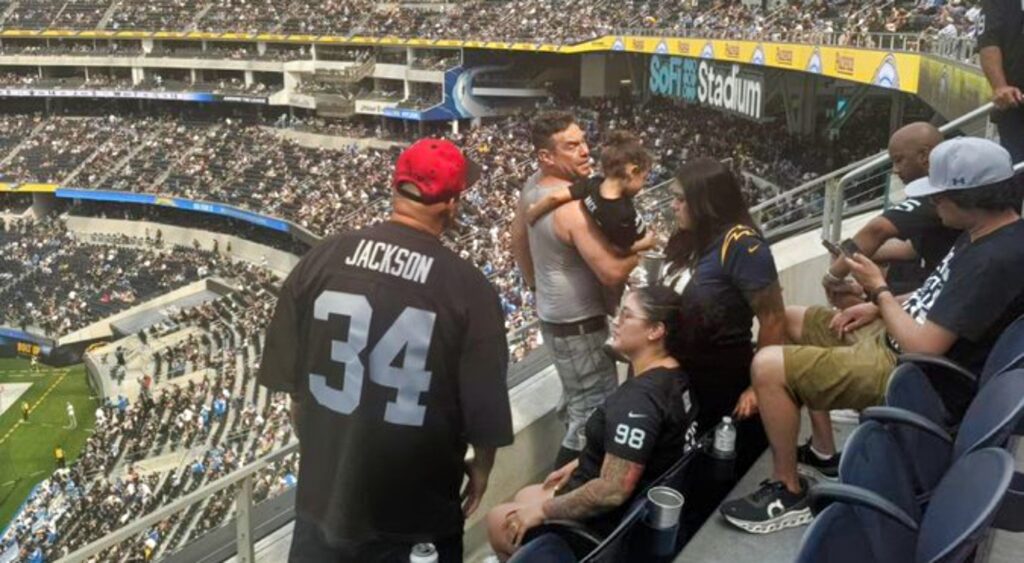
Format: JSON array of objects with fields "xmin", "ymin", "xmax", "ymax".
[{"xmin": 869, "ymin": 286, "xmax": 892, "ymax": 305}]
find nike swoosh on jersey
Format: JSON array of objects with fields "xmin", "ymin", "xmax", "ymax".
[
  {"xmin": 627, "ymin": 412, "xmax": 648, "ymax": 419},
  {"xmin": 748, "ymin": 243, "xmax": 761, "ymax": 254}
]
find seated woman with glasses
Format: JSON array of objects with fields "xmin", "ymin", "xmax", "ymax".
[{"xmin": 484, "ymin": 286, "xmax": 700, "ymax": 561}]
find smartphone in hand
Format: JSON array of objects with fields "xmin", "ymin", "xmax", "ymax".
[{"xmin": 822, "ymin": 239, "xmax": 860, "ymax": 258}]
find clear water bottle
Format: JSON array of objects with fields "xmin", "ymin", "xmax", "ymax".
[
  {"xmin": 410, "ymin": 543, "xmax": 438, "ymax": 563},
  {"xmin": 712, "ymin": 416, "xmax": 737, "ymax": 459}
]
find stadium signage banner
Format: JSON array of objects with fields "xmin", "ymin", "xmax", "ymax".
[
  {"xmin": 383, "ymin": 107, "xmax": 425, "ymax": 120},
  {"xmin": 356, "ymin": 100, "xmax": 399, "ymax": 115},
  {"xmin": 53, "ymin": 188, "xmax": 291, "ymax": 232},
  {"xmin": 0, "ymin": 88, "xmax": 267, "ymax": 104},
  {"xmin": 0, "ymin": 328, "xmax": 54, "ymax": 359},
  {"xmin": 649, "ymin": 55, "xmax": 764, "ymax": 120}
]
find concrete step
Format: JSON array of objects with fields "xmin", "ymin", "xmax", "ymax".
[{"xmin": 675, "ymin": 410, "xmax": 858, "ymax": 563}]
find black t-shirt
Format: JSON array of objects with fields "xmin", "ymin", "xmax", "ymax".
[
  {"xmin": 258, "ymin": 221, "xmax": 513, "ymax": 543},
  {"xmin": 570, "ymin": 176, "xmax": 647, "ymax": 250},
  {"xmin": 979, "ymin": 0, "xmax": 1024, "ymax": 90},
  {"xmin": 882, "ymin": 197, "xmax": 962, "ymax": 272},
  {"xmin": 664, "ymin": 225, "xmax": 778, "ymax": 351},
  {"xmin": 892, "ymin": 220, "xmax": 1024, "ymax": 373},
  {"xmin": 563, "ymin": 366, "xmax": 699, "ymax": 529}
]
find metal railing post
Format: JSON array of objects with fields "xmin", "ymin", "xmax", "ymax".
[
  {"xmin": 820, "ymin": 178, "xmax": 837, "ymax": 242},
  {"xmin": 830, "ymin": 178, "xmax": 844, "ymax": 243},
  {"xmin": 236, "ymin": 475, "xmax": 256, "ymax": 563}
]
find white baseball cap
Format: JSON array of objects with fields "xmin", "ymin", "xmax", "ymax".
[{"xmin": 904, "ymin": 137, "xmax": 1015, "ymax": 198}]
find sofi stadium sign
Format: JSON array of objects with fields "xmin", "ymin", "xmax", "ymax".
[{"xmin": 649, "ymin": 55, "xmax": 764, "ymax": 121}]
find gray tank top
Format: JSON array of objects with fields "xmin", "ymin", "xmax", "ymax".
[{"xmin": 522, "ymin": 172, "xmax": 606, "ymax": 323}]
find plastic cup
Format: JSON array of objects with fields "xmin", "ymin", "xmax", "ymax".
[{"xmin": 645, "ymin": 486, "xmax": 685, "ymax": 530}]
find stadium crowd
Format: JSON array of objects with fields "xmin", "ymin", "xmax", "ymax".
[
  {"xmin": 0, "ymin": 218, "xmax": 255, "ymax": 336},
  {"xmin": 0, "ymin": 98, "xmax": 894, "ymax": 340},
  {"xmin": 0, "ymin": 260, "xmax": 299, "ymax": 562},
  {"xmin": 0, "ymin": 1, "xmax": 984, "ymax": 45}
]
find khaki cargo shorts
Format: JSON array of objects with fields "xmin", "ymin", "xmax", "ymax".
[{"xmin": 782, "ymin": 306, "xmax": 898, "ymax": 411}]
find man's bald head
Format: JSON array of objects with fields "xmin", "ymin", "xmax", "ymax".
[{"xmin": 888, "ymin": 122, "xmax": 943, "ymax": 184}]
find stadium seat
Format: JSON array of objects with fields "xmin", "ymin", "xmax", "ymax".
[
  {"xmin": 891, "ymin": 314, "xmax": 1024, "ymax": 427},
  {"xmin": 864, "ymin": 368, "xmax": 1024, "ymax": 504},
  {"xmin": 837, "ymin": 420, "xmax": 920, "ymax": 520},
  {"xmin": 578, "ymin": 499, "xmax": 647, "ymax": 563},
  {"xmin": 977, "ymin": 314, "xmax": 1024, "ymax": 388},
  {"xmin": 885, "ymin": 363, "xmax": 956, "ymax": 429},
  {"xmin": 916, "ymin": 448, "xmax": 1015, "ymax": 563},
  {"xmin": 507, "ymin": 533, "xmax": 578, "ymax": 563},
  {"xmin": 799, "ymin": 485, "xmax": 918, "ymax": 563},
  {"xmin": 799, "ymin": 448, "xmax": 1014, "ymax": 563},
  {"xmin": 521, "ymin": 444, "xmax": 703, "ymax": 562}
]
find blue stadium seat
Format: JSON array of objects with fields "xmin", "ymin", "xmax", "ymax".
[
  {"xmin": 799, "ymin": 485, "xmax": 918, "ymax": 563},
  {"xmin": 885, "ymin": 362, "xmax": 955, "ymax": 428},
  {"xmin": 891, "ymin": 314, "xmax": 1024, "ymax": 427},
  {"xmin": 799, "ymin": 448, "xmax": 1014, "ymax": 563},
  {"xmin": 578, "ymin": 499, "xmax": 647, "ymax": 563},
  {"xmin": 864, "ymin": 369, "xmax": 1024, "ymax": 504},
  {"xmin": 521, "ymin": 444, "xmax": 702, "ymax": 562},
  {"xmin": 978, "ymin": 314, "xmax": 1024, "ymax": 388},
  {"xmin": 507, "ymin": 533, "xmax": 578, "ymax": 563},
  {"xmin": 837, "ymin": 420, "xmax": 920, "ymax": 520},
  {"xmin": 916, "ymin": 448, "xmax": 1015, "ymax": 563}
]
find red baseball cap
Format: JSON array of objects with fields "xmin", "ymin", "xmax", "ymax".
[{"xmin": 393, "ymin": 138, "xmax": 482, "ymax": 204}]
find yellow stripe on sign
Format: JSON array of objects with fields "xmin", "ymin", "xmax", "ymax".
[{"xmin": 16, "ymin": 183, "xmax": 58, "ymax": 193}]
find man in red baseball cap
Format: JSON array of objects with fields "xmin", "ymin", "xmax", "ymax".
[{"xmin": 260, "ymin": 138, "xmax": 511, "ymax": 562}]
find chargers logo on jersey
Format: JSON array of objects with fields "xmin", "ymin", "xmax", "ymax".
[{"xmin": 720, "ymin": 225, "xmax": 759, "ymax": 265}]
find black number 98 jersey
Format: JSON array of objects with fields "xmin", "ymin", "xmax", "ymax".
[{"xmin": 258, "ymin": 221, "xmax": 513, "ymax": 544}]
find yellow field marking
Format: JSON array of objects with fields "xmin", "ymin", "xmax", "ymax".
[{"xmin": 0, "ymin": 370, "xmax": 69, "ymax": 448}]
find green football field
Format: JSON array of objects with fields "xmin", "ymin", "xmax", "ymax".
[{"xmin": 0, "ymin": 357, "xmax": 97, "ymax": 531}]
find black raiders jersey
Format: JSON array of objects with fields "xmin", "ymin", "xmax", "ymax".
[
  {"xmin": 979, "ymin": 0, "xmax": 1024, "ymax": 89},
  {"xmin": 258, "ymin": 221, "xmax": 513, "ymax": 543},
  {"xmin": 561, "ymin": 366, "xmax": 699, "ymax": 531},
  {"xmin": 570, "ymin": 176, "xmax": 647, "ymax": 250}
]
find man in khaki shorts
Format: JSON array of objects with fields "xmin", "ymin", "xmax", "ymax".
[
  {"xmin": 782, "ymin": 305, "xmax": 897, "ymax": 412},
  {"xmin": 720, "ymin": 137, "xmax": 1024, "ymax": 535}
]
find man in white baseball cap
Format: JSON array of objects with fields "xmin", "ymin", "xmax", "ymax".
[{"xmin": 721, "ymin": 137, "xmax": 1024, "ymax": 535}]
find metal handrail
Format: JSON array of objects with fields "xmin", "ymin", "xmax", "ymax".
[{"xmin": 60, "ymin": 441, "xmax": 299, "ymax": 562}]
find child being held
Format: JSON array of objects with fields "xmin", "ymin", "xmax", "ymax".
[{"xmin": 527, "ymin": 130, "xmax": 657, "ymax": 255}]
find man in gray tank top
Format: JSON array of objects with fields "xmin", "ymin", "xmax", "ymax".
[{"xmin": 511, "ymin": 111, "xmax": 641, "ymax": 466}]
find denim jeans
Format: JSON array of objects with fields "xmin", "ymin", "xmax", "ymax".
[{"xmin": 541, "ymin": 321, "xmax": 619, "ymax": 451}]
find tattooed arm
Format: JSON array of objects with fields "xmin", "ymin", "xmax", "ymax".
[{"xmin": 541, "ymin": 454, "xmax": 644, "ymax": 521}]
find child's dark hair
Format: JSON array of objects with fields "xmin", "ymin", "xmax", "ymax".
[
  {"xmin": 601, "ymin": 130, "xmax": 653, "ymax": 180},
  {"xmin": 631, "ymin": 286, "xmax": 702, "ymax": 362}
]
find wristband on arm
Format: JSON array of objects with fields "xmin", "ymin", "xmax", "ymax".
[{"xmin": 869, "ymin": 286, "xmax": 892, "ymax": 305}]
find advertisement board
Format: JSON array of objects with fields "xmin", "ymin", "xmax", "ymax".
[
  {"xmin": 649, "ymin": 56, "xmax": 764, "ymax": 120},
  {"xmin": 53, "ymin": 188, "xmax": 291, "ymax": 232},
  {"xmin": 574, "ymin": 36, "xmax": 920, "ymax": 93},
  {"xmin": 916, "ymin": 55, "xmax": 992, "ymax": 120},
  {"xmin": 0, "ymin": 88, "xmax": 268, "ymax": 104},
  {"xmin": 355, "ymin": 99, "xmax": 399, "ymax": 115}
]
